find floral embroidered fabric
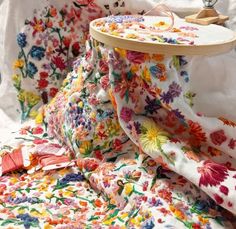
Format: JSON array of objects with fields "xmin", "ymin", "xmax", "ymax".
[{"xmin": 0, "ymin": 0, "xmax": 236, "ymax": 228}]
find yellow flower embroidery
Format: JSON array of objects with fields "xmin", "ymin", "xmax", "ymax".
[
  {"xmin": 131, "ymin": 64, "xmax": 139, "ymax": 74},
  {"xmin": 79, "ymin": 141, "xmax": 92, "ymax": 155},
  {"xmin": 10, "ymin": 177, "xmax": 18, "ymax": 185},
  {"xmin": 35, "ymin": 112, "xmax": 44, "ymax": 124},
  {"xmin": 30, "ymin": 209, "xmax": 49, "ymax": 218},
  {"xmin": 198, "ymin": 216, "xmax": 209, "ymax": 225},
  {"xmin": 126, "ymin": 34, "xmax": 138, "ymax": 39},
  {"xmin": 27, "ymin": 92, "xmax": 41, "ymax": 107},
  {"xmin": 13, "ymin": 59, "xmax": 24, "ymax": 69},
  {"xmin": 78, "ymin": 101, "xmax": 83, "ymax": 108},
  {"xmin": 63, "ymin": 190, "xmax": 74, "ymax": 198},
  {"xmin": 18, "ymin": 90, "xmax": 26, "ymax": 102},
  {"xmin": 130, "ymin": 217, "xmax": 141, "ymax": 227},
  {"xmin": 18, "ymin": 90, "xmax": 41, "ymax": 107},
  {"xmin": 44, "ymin": 223, "xmax": 54, "ymax": 229},
  {"xmin": 17, "ymin": 208, "xmax": 26, "ymax": 214},
  {"xmin": 142, "ymin": 66, "xmax": 151, "ymax": 83},
  {"xmin": 38, "ymin": 183, "xmax": 48, "ymax": 192},
  {"xmin": 120, "ymin": 213, "xmax": 129, "ymax": 220},
  {"xmin": 114, "ymin": 48, "xmax": 126, "ymax": 58},
  {"xmin": 90, "ymin": 111, "xmax": 96, "ymax": 120},
  {"xmin": 103, "ymin": 218, "xmax": 114, "ymax": 226},
  {"xmin": 124, "ymin": 183, "xmax": 133, "ymax": 196},
  {"xmin": 12, "ymin": 74, "xmax": 21, "ymax": 87},
  {"xmin": 140, "ymin": 120, "xmax": 169, "ymax": 155},
  {"xmin": 45, "ymin": 192, "xmax": 53, "ymax": 199},
  {"xmin": 106, "ymin": 120, "xmax": 121, "ymax": 136},
  {"xmin": 29, "ymin": 110, "xmax": 38, "ymax": 119}
]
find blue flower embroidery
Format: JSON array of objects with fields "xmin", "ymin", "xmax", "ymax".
[
  {"xmin": 26, "ymin": 62, "xmax": 38, "ymax": 78},
  {"xmin": 17, "ymin": 33, "xmax": 27, "ymax": 48},
  {"xmin": 16, "ymin": 214, "xmax": 39, "ymax": 229},
  {"xmin": 30, "ymin": 46, "xmax": 45, "ymax": 60}
]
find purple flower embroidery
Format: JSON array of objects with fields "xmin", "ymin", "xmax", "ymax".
[
  {"xmin": 120, "ymin": 107, "xmax": 133, "ymax": 123},
  {"xmin": 168, "ymin": 82, "xmax": 182, "ymax": 97},
  {"xmin": 144, "ymin": 96, "xmax": 162, "ymax": 114},
  {"xmin": 160, "ymin": 91, "xmax": 174, "ymax": 104},
  {"xmin": 172, "ymin": 109, "xmax": 185, "ymax": 120}
]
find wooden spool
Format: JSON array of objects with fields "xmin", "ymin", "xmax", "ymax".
[{"xmin": 185, "ymin": 8, "xmax": 229, "ymax": 25}]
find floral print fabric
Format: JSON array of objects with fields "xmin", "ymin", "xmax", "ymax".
[
  {"xmin": 1, "ymin": 38, "xmax": 236, "ymax": 228},
  {"xmin": 0, "ymin": 121, "xmax": 235, "ymax": 228},
  {"xmin": 44, "ymin": 38, "xmax": 236, "ymax": 228},
  {"xmin": 108, "ymin": 48, "xmax": 236, "ymax": 214},
  {"xmin": 12, "ymin": 0, "xmax": 104, "ymax": 121},
  {"xmin": 0, "ymin": 0, "xmax": 236, "ymax": 228},
  {"xmin": 11, "ymin": 0, "xmax": 155, "ymax": 121}
]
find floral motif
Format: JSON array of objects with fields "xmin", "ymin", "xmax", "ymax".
[
  {"xmin": 198, "ymin": 160, "xmax": 229, "ymax": 187},
  {"xmin": 210, "ymin": 130, "xmax": 227, "ymax": 146},
  {"xmin": 139, "ymin": 120, "xmax": 169, "ymax": 154},
  {"xmin": 12, "ymin": 1, "xmax": 104, "ymax": 120},
  {"xmin": 3, "ymin": 7, "xmax": 236, "ymax": 228}
]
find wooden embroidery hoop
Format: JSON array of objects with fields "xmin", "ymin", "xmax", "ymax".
[{"xmin": 90, "ymin": 16, "xmax": 236, "ymax": 56}]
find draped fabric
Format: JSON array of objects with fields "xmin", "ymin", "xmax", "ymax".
[{"xmin": 0, "ymin": 0, "xmax": 236, "ymax": 228}]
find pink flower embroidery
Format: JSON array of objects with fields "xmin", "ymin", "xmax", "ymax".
[
  {"xmin": 99, "ymin": 60, "xmax": 109, "ymax": 74},
  {"xmin": 100, "ymin": 75, "xmax": 109, "ymax": 90},
  {"xmin": 126, "ymin": 51, "xmax": 145, "ymax": 64},
  {"xmin": 120, "ymin": 107, "xmax": 133, "ymax": 123},
  {"xmin": 210, "ymin": 130, "xmax": 227, "ymax": 146},
  {"xmin": 197, "ymin": 160, "xmax": 229, "ymax": 187}
]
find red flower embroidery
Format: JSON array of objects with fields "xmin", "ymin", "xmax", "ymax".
[
  {"xmin": 113, "ymin": 139, "xmax": 122, "ymax": 151},
  {"xmin": 72, "ymin": 42, "xmax": 80, "ymax": 57},
  {"xmin": 49, "ymin": 6, "xmax": 57, "ymax": 17},
  {"xmin": 29, "ymin": 17, "xmax": 44, "ymax": 36},
  {"xmin": 94, "ymin": 150, "xmax": 103, "ymax": 161},
  {"xmin": 188, "ymin": 120, "xmax": 207, "ymax": 143},
  {"xmin": 210, "ymin": 130, "xmax": 227, "ymax": 146},
  {"xmin": 219, "ymin": 185, "xmax": 229, "ymax": 195},
  {"xmin": 0, "ymin": 184, "xmax": 6, "ymax": 195},
  {"xmin": 39, "ymin": 71, "xmax": 49, "ymax": 78},
  {"xmin": 63, "ymin": 37, "xmax": 72, "ymax": 48},
  {"xmin": 228, "ymin": 138, "xmax": 236, "ymax": 150},
  {"xmin": 213, "ymin": 193, "xmax": 224, "ymax": 204},
  {"xmin": 158, "ymin": 189, "xmax": 172, "ymax": 203},
  {"xmin": 84, "ymin": 159, "xmax": 99, "ymax": 172},
  {"xmin": 32, "ymin": 126, "xmax": 44, "ymax": 135},
  {"xmin": 38, "ymin": 79, "xmax": 49, "ymax": 89},
  {"xmin": 228, "ymin": 202, "xmax": 233, "ymax": 207},
  {"xmin": 192, "ymin": 224, "xmax": 201, "ymax": 229},
  {"xmin": 49, "ymin": 88, "xmax": 59, "ymax": 97},
  {"xmin": 114, "ymin": 72, "xmax": 138, "ymax": 103},
  {"xmin": 33, "ymin": 139, "xmax": 48, "ymax": 144},
  {"xmin": 198, "ymin": 160, "xmax": 229, "ymax": 187},
  {"xmin": 52, "ymin": 56, "xmax": 66, "ymax": 70}
]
